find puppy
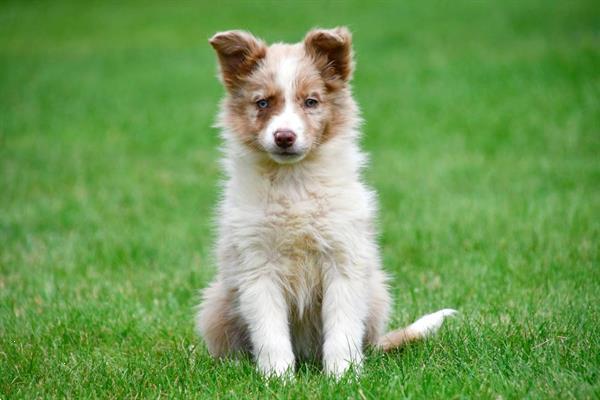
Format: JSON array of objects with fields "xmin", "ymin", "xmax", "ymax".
[{"xmin": 196, "ymin": 27, "xmax": 456, "ymax": 378}]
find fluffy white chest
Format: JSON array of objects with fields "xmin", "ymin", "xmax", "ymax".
[
  {"xmin": 234, "ymin": 189, "xmax": 334, "ymax": 311},
  {"xmin": 221, "ymin": 173, "xmax": 372, "ymax": 315}
]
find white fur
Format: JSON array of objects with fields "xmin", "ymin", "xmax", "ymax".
[
  {"xmin": 322, "ymin": 270, "xmax": 368, "ymax": 376},
  {"xmin": 239, "ymin": 276, "xmax": 295, "ymax": 376}
]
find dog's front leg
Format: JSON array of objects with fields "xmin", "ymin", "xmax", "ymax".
[
  {"xmin": 239, "ymin": 275, "xmax": 294, "ymax": 377},
  {"xmin": 322, "ymin": 268, "xmax": 368, "ymax": 377}
]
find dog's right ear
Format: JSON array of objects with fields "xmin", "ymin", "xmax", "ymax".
[{"xmin": 209, "ymin": 30, "xmax": 266, "ymax": 90}]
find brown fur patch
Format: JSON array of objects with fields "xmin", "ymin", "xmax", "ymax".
[
  {"xmin": 378, "ymin": 327, "xmax": 423, "ymax": 352},
  {"xmin": 321, "ymin": 88, "xmax": 359, "ymax": 142},
  {"xmin": 224, "ymin": 75, "xmax": 285, "ymax": 149},
  {"xmin": 197, "ymin": 280, "xmax": 250, "ymax": 357}
]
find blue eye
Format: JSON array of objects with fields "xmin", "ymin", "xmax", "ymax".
[
  {"xmin": 256, "ymin": 99, "xmax": 269, "ymax": 109},
  {"xmin": 304, "ymin": 98, "xmax": 319, "ymax": 108}
]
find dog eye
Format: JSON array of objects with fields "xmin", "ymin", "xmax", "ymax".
[
  {"xmin": 304, "ymin": 98, "xmax": 319, "ymax": 108},
  {"xmin": 256, "ymin": 99, "xmax": 269, "ymax": 109}
]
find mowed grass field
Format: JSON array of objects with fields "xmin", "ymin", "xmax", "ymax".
[{"xmin": 1, "ymin": 1, "xmax": 599, "ymax": 398}]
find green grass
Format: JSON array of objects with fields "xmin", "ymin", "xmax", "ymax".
[{"xmin": 1, "ymin": 0, "xmax": 599, "ymax": 398}]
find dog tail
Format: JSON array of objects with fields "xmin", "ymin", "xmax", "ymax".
[{"xmin": 377, "ymin": 308, "xmax": 458, "ymax": 351}]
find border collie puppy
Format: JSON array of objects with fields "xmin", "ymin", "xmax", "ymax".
[{"xmin": 197, "ymin": 27, "xmax": 456, "ymax": 378}]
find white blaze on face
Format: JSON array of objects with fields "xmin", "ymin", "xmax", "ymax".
[{"xmin": 260, "ymin": 56, "xmax": 308, "ymax": 163}]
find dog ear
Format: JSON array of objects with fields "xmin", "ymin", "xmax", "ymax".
[
  {"xmin": 209, "ymin": 30, "xmax": 267, "ymax": 90},
  {"xmin": 304, "ymin": 27, "xmax": 354, "ymax": 86}
]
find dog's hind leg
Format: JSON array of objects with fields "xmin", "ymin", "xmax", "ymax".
[
  {"xmin": 364, "ymin": 268, "xmax": 392, "ymax": 346},
  {"xmin": 196, "ymin": 279, "xmax": 248, "ymax": 358}
]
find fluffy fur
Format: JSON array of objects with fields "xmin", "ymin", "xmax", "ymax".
[{"xmin": 196, "ymin": 27, "xmax": 456, "ymax": 378}]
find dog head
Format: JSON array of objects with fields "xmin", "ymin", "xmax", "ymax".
[{"xmin": 210, "ymin": 27, "xmax": 356, "ymax": 164}]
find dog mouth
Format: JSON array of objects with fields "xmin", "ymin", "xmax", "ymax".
[
  {"xmin": 269, "ymin": 149, "xmax": 306, "ymax": 163},
  {"xmin": 275, "ymin": 150, "xmax": 301, "ymax": 157}
]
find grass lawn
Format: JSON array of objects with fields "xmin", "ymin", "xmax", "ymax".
[{"xmin": 1, "ymin": 1, "xmax": 598, "ymax": 398}]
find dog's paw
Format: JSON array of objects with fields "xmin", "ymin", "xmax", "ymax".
[
  {"xmin": 409, "ymin": 308, "xmax": 458, "ymax": 337},
  {"xmin": 323, "ymin": 347, "xmax": 363, "ymax": 379},
  {"xmin": 324, "ymin": 356, "xmax": 362, "ymax": 379},
  {"xmin": 257, "ymin": 352, "xmax": 295, "ymax": 379}
]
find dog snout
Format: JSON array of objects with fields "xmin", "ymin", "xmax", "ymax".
[{"xmin": 274, "ymin": 129, "xmax": 296, "ymax": 149}]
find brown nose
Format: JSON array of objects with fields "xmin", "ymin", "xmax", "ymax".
[{"xmin": 274, "ymin": 129, "xmax": 296, "ymax": 149}]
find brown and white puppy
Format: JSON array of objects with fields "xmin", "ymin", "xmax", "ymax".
[{"xmin": 196, "ymin": 27, "xmax": 456, "ymax": 378}]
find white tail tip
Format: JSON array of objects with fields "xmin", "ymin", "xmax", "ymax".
[{"xmin": 408, "ymin": 308, "xmax": 458, "ymax": 337}]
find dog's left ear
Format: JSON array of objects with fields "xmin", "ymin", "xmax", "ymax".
[{"xmin": 304, "ymin": 27, "xmax": 354, "ymax": 85}]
